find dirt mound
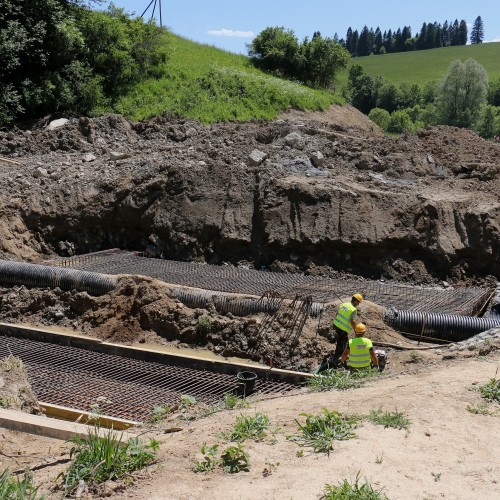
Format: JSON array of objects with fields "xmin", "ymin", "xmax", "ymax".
[
  {"xmin": 0, "ymin": 279, "xmax": 413, "ymax": 372},
  {"xmin": 1, "ymin": 108, "xmax": 500, "ymax": 283},
  {"xmin": 0, "ymin": 356, "xmax": 42, "ymax": 414}
]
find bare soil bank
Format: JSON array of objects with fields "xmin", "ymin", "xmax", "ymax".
[{"xmin": 1, "ymin": 105, "xmax": 499, "ymax": 283}]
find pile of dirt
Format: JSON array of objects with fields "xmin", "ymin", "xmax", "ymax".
[
  {"xmin": 0, "ymin": 108, "xmax": 499, "ymax": 282},
  {"xmin": 0, "ymin": 356, "xmax": 42, "ymax": 414},
  {"xmin": 0, "ymin": 279, "xmax": 412, "ymax": 372}
]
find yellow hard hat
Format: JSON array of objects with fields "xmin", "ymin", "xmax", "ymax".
[
  {"xmin": 352, "ymin": 293, "xmax": 363, "ymax": 303},
  {"xmin": 355, "ymin": 323, "xmax": 366, "ymax": 334}
]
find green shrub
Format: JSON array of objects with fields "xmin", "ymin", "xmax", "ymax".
[
  {"xmin": 227, "ymin": 413, "xmax": 270, "ymax": 442},
  {"xmin": 387, "ymin": 109, "xmax": 413, "ymax": 134},
  {"xmin": 220, "ymin": 444, "xmax": 250, "ymax": 473},
  {"xmin": 0, "ymin": 469, "xmax": 43, "ymax": 500},
  {"xmin": 368, "ymin": 408, "xmax": 411, "ymax": 430},
  {"xmin": 321, "ymin": 474, "xmax": 388, "ymax": 499},
  {"xmin": 290, "ymin": 409, "xmax": 361, "ymax": 455},
  {"xmin": 308, "ymin": 368, "xmax": 375, "ymax": 391},
  {"xmin": 196, "ymin": 316, "xmax": 210, "ymax": 336},
  {"xmin": 223, "ymin": 392, "xmax": 249, "ymax": 410},
  {"xmin": 479, "ymin": 378, "xmax": 500, "ymax": 403},
  {"xmin": 368, "ymin": 108, "xmax": 390, "ymax": 131},
  {"xmin": 193, "ymin": 443, "xmax": 219, "ymax": 473},
  {"xmin": 148, "ymin": 404, "xmax": 172, "ymax": 423},
  {"xmin": 60, "ymin": 426, "xmax": 158, "ymax": 495}
]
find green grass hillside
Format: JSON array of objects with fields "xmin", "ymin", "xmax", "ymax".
[
  {"xmin": 115, "ymin": 32, "xmax": 340, "ymax": 123},
  {"xmin": 337, "ymin": 42, "xmax": 500, "ymax": 87}
]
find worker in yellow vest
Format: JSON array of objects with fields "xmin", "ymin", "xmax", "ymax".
[
  {"xmin": 330, "ymin": 293, "xmax": 363, "ymax": 367},
  {"xmin": 340, "ymin": 323, "xmax": 379, "ymax": 370}
]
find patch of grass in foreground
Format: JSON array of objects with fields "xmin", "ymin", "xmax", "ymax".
[
  {"xmin": 226, "ymin": 413, "xmax": 270, "ymax": 442},
  {"xmin": 368, "ymin": 408, "xmax": 411, "ymax": 430},
  {"xmin": 308, "ymin": 368, "xmax": 377, "ymax": 391},
  {"xmin": 0, "ymin": 469, "xmax": 43, "ymax": 500},
  {"xmin": 478, "ymin": 378, "xmax": 500, "ymax": 403},
  {"xmin": 321, "ymin": 474, "xmax": 389, "ymax": 499},
  {"xmin": 60, "ymin": 426, "xmax": 158, "ymax": 495},
  {"xmin": 290, "ymin": 409, "xmax": 361, "ymax": 455}
]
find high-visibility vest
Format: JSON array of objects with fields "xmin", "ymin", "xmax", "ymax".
[
  {"xmin": 348, "ymin": 337, "xmax": 372, "ymax": 368},
  {"xmin": 333, "ymin": 302, "xmax": 357, "ymax": 333}
]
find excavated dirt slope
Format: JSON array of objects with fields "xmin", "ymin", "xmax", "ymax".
[
  {"xmin": 0, "ymin": 277, "xmax": 412, "ymax": 371},
  {"xmin": 1, "ymin": 105, "xmax": 499, "ymax": 283}
]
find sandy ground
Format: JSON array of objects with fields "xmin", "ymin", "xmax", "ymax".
[
  {"xmin": 0, "ymin": 352, "xmax": 498, "ymax": 498},
  {"xmin": 107, "ymin": 352, "xmax": 500, "ymax": 500}
]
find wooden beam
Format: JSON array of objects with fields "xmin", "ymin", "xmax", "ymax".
[
  {"xmin": 39, "ymin": 402, "xmax": 140, "ymax": 431},
  {"xmin": 0, "ymin": 407, "xmax": 138, "ymax": 441}
]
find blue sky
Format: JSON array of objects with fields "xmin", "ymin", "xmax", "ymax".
[{"xmin": 110, "ymin": 0, "xmax": 500, "ymax": 54}]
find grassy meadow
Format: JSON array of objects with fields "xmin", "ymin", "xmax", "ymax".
[
  {"xmin": 336, "ymin": 41, "xmax": 500, "ymax": 87},
  {"xmin": 115, "ymin": 32, "xmax": 340, "ymax": 123}
]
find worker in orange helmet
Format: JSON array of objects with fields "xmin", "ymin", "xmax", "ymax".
[{"xmin": 340, "ymin": 322, "xmax": 379, "ymax": 370}]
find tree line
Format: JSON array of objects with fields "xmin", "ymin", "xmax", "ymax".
[
  {"xmin": 0, "ymin": 0, "xmax": 167, "ymax": 125},
  {"xmin": 342, "ymin": 18, "xmax": 474, "ymax": 57}
]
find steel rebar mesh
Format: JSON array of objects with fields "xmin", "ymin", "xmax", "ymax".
[
  {"xmin": 0, "ymin": 335, "xmax": 296, "ymax": 422},
  {"xmin": 45, "ymin": 251, "xmax": 493, "ymax": 316}
]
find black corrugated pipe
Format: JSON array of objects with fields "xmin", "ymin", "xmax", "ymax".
[
  {"xmin": 173, "ymin": 288, "xmax": 322, "ymax": 317},
  {"xmin": 0, "ymin": 260, "xmax": 116, "ymax": 296},
  {"xmin": 384, "ymin": 308, "xmax": 500, "ymax": 342}
]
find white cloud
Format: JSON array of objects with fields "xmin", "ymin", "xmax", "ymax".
[
  {"xmin": 207, "ymin": 28, "xmax": 254, "ymax": 38},
  {"xmin": 485, "ymin": 37, "xmax": 500, "ymax": 43}
]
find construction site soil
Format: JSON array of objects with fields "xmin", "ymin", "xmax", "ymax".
[
  {"xmin": 1, "ymin": 105, "xmax": 499, "ymax": 283},
  {"xmin": 1, "ymin": 106, "xmax": 500, "ymax": 498}
]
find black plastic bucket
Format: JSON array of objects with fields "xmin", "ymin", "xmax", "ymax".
[{"xmin": 236, "ymin": 371, "xmax": 257, "ymax": 396}]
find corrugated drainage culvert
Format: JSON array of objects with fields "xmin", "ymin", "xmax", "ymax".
[
  {"xmin": 0, "ymin": 328, "xmax": 300, "ymax": 423},
  {"xmin": 384, "ymin": 308, "xmax": 500, "ymax": 343}
]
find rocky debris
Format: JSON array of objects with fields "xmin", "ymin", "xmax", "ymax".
[
  {"xmin": 83, "ymin": 153, "xmax": 97, "ymax": 162},
  {"xmin": 284, "ymin": 131, "xmax": 305, "ymax": 150},
  {"xmin": 46, "ymin": 118, "xmax": 69, "ymax": 130},
  {"xmin": 248, "ymin": 149, "xmax": 267, "ymax": 166},
  {"xmin": 109, "ymin": 151, "xmax": 131, "ymax": 161},
  {"xmin": 308, "ymin": 150, "xmax": 325, "ymax": 167},
  {"xmin": 448, "ymin": 328, "xmax": 500, "ymax": 356}
]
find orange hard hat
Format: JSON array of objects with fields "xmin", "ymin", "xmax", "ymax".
[{"xmin": 355, "ymin": 323, "xmax": 366, "ymax": 334}]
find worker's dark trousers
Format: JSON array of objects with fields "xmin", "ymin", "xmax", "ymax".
[{"xmin": 333, "ymin": 326, "xmax": 349, "ymax": 365}]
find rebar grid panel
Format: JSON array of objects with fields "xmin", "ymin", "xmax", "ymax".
[
  {"xmin": 0, "ymin": 335, "xmax": 296, "ymax": 422},
  {"xmin": 45, "ymin": 251, "xmax": 492, "ymax": 316}
]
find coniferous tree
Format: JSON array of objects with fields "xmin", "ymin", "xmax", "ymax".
[
  {"xmin": 450, "ymin": 20, "xmax": 460, "ymax": 45},
  {"xmin": 470, "ymin": 16, "xmax": 484, "ymax": 44},
  {"xmin": 459, "ymin": 20, "xmax": 468, "ymax": 45},
  {"xmin": 357, "ymin": 25, "xmax": 371, "ymax": 56},
  {"xmin": 374, "ymin": 27, "xmax": 383, "ymax": 54},
  {"xmin": 351, "ymin": 30, "xmax": 359, "ymax": 56},
  {"xmin": 442, "ymin": 20, "xmax": 449, "ymax": 46},
  {"xmin": 345, "ymin": 27, "xmax": 353, "ymax": 52},
  {"xmin": 417, "ymin": 23, "xmax": 427, "ymax": 49},
  {"xmin": 385, "ymin": 29, "xmax": 393, "ymax": 53}
]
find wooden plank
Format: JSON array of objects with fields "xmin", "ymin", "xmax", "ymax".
[
  {"xmin": 0, "ymin": 407, "xmax": 138, "ymax": 441},
  {"xmin": 39, "ymin": 402, "xmax": 140, "ymax": 431}
]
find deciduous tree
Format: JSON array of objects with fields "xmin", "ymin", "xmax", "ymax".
[{"xmin": 436, "ymin": 59, "xmax": 488, "ymax": 128}]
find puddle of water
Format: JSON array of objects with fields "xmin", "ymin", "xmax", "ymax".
[{"xmin": 14, "ymin": 322, "xmax": 93, "ymax": 339}]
